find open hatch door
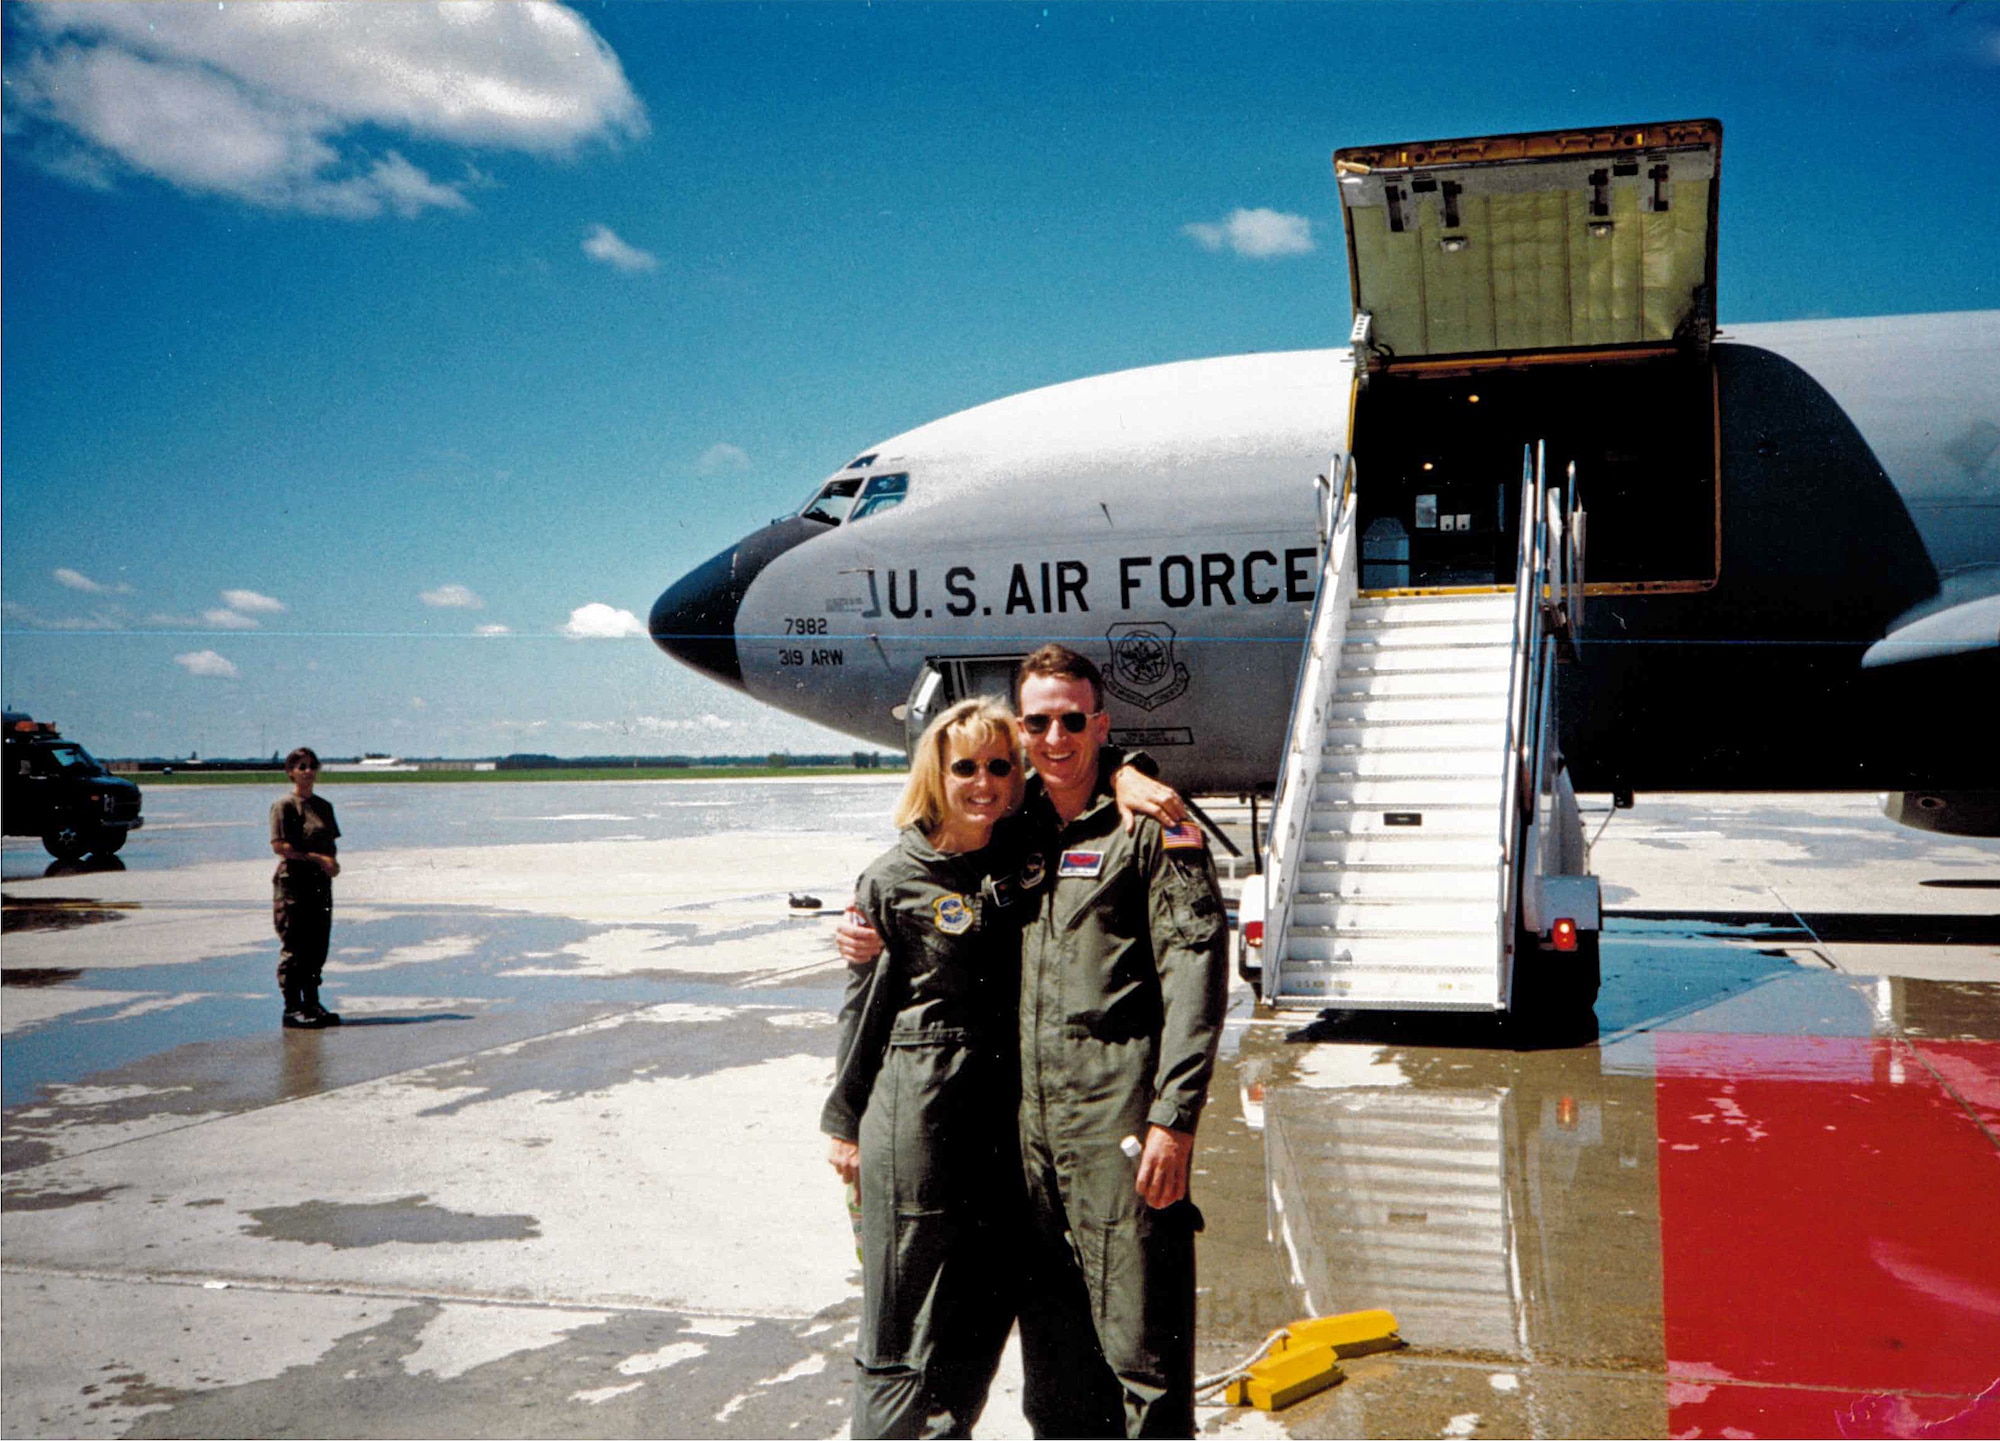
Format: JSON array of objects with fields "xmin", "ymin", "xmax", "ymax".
[
  {"xmin": 1339, "ymin": 121, "xmax": 1723, "ymax": 595},
  {"xmin": 1337, "ymin": 120, "xmax": 1721, "ymax": 369}
]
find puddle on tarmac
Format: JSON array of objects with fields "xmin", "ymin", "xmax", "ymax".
[
  {"xmin": 1, "ymin": 896, "xmax": 136, "ymax": 933},
  {"xmin": 241, "ymin": 1194, "xmax": 541, "ymax": 1248},
  {"xmin": 0, "ymin": 968, "xmax": 85, "ymax": 988}
]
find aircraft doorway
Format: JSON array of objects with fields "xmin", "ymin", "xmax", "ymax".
[
  {"xmin": 901, "ymin": 654, "xmax": 1027, "ymax": 756},
  {"xmin": 1350, "ymin": 351, "xmax": 1719, "ymax": 594}
]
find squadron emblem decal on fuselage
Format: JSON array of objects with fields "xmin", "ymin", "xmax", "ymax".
[{"xmin": 1104, "ymin": 622, "xmax": 1190, "ymax": 712}]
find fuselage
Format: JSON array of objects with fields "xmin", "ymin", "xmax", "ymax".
[{"xmin": 651, "ymin": 310, "xmax": 2000, "ymax": 795}]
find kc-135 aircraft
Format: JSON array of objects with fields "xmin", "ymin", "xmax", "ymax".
[{"xmin": 651, "ymin": 120, "xmax": 1999, "ymax": 834}]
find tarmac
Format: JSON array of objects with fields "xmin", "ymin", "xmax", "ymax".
[{"xmin": 3, "ymin": 778, "xmax": 1997, "ymax": 1438}]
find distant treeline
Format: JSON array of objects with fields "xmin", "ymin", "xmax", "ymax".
[
  {"xmin": 494, "ymin": 753, "xmax": 899, "ymax": 770},
  {"xmin": 120, "ymin": 752, "xmax": 902, "ymax": 773}
]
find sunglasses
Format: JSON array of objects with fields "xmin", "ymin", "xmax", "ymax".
[
  {"xmin": 948, "ymin": 757, "xmax": 1015, "ymax": 779},
  {"xmin": 291, "ymin": 762, "xmax": 320, "ymax": 772},
  {"xmin": 1020, "ymin": 710, "xmax": 1097, "ymax": 736}
]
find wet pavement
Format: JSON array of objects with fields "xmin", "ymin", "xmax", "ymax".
[{"xmin": 2, "ymin": 781, "xmax": 1996, "ymax": 1437}]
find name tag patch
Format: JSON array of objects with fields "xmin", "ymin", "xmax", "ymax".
[
  {"xmin": 1059, "ymin": 849, "xmax": 1105, "ymax": 879},
  {"xmin": 933, "ymin": 893, "xmax": 973, "ymax": 934},
  {"xmin": 1162, "ymin": 822, "xmax": 1207, "ymax": 852}
]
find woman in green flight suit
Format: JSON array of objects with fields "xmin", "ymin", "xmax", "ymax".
[{"xmin": 821, "ymin": 698, "xmax": 1029, "ymax": 1439}]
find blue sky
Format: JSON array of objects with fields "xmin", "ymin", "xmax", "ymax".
[{"xmin": 4, "ymin": 1, "xmax": 1996, "ymax": 760}]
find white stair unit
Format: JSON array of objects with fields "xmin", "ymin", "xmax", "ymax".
[{"xmin": 1264, "ymin": 444, "xmax": 1596, "ymax": 1014}]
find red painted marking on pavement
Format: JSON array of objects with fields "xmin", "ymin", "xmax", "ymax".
[
  {"xmin": 1656, "ymin": 1035, "xmax": 2000, "ymax": 1438},
  {"xmin": 1910, "ymin": 1041, "xmax": 2000, "ymax": 1139}
]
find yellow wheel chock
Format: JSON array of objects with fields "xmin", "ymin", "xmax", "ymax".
[{"xmin": 1213, "ymin": 1308, "xmax": 1402, "ymax": 1412}]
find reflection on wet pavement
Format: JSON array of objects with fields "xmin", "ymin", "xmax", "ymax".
[{"xmin": 1194, "ymin": 913, "xmax": 2000, "ymax": 1438}]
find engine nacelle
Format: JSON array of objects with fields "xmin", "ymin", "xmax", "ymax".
[{"xmin": 1881, "ymin": 791, "xmax": 2000, "ymax": 837}]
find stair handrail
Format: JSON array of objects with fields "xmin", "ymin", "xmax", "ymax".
[
  {"xmin": 1263, "ymin": 452, "xmax": 1360, "ymax": 991},
  {"xmin": 1502, "ymin": 447, "xmax": 1592, "ymax": 1001},
  {"xmin": 1564, "ymin": 462, "xmax": 1587, "ymax": 658},
  {"xmin": 1498, "ymin": 442, "xmax": 1553, "ymax": 1003}
]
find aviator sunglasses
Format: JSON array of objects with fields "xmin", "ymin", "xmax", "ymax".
[
  {"xmin": 1020, "ymin": 710, "xmax": 1098, "ymax": 736},
  {"xmin": 948, "ymin": 757, "xmax": 1015, "ymax": 778}
]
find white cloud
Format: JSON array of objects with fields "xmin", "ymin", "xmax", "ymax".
[
  {"xmin": 563, "ymin": 602, "xmax": 648, "ymax": 639},
  {"xmin": 221, "ymin": 588, "xmax": 285, "ymax": 613},
  {"xmin": 3, "ymin": 601, "xmax": 123, "ymax": 631},
  {"xmin": 475, "ymin": 623, "xmax": 513, "ymax": 636},
  {"xmin": 650, "ymin": 713, "xmax": 737, "ymax": 733},
  {"xmin": 366, "ymin": 150, "xmax": 475, "ymax": 219},
  {"xmin": 696, "ymin": 443, "xmax": 752, "ymax": 475},
  {"xmin": 10, "ymin": 2, "xmax": 646, "ymax": 217},
  {"xmin": 54, "ymin": 567, "xmax": 132, "ymax": 594},
  {"xmin": 420, "ymin": 583, "xmax": 484, "ymax": 609},
  {"xmin": 174, "ymin": 649, "xmax": 239, "ymax": 679},
  {"xmin": 582, "ymin": 223, "xmax": 658, "ymax": 272},
  {"xmin": 1183, "ymin": 207, "xmax": 1315, "ymax": 259},
  {"xmin": 567, "ymin": 714, "xmax": 739, "ymax": 734},
  {"xmin": 203, "ymin": 608, "xmax": 261, "ymax": 630}
]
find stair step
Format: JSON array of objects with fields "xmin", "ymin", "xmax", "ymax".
[
  {"xmin": 1342, "ymin": 627, "xmax": 1515, "ymax": 650},
  {"xmin": 1301, "ymin": 836, "xmax": 1502, "ymax": 866},
  {"xmin": 1349, "ymin": 595, "xmax": 1516, "ymax": 624},
  {"xmin": 1336, "ymin": 669, "xmax": 1511, "ymax": 699},
  {"xmin": 1296, "ymin": 869, "xmax": 1499, "ymax": 901},
  {"xmin": 1318, "ymin": 751, "xmax": 1505, "ymax": 779},
  {"xmin": 1306, "ymin": 805, "xmax": 1498, "ymax": 837},
  {"xmin": 1338, "ymin": 646, "xmax": 1515, "ymax": 674},
  {"xmin": 1327, "ymin": 695, "xmax": 1511, "ymax": 724},
  {"xmin": 1314, "ymin": 777, "xmax": 1505, "ymax": 806},
  {"xmin": 1272, "ymin": 934, "xmax": 1502, "ymax": 1008},
  {"xmin": 1291, "ymin": 898, "xmax": 1496, "ymax": 932},
  {"xmin": 1322, "ymin": 721, "xmax": 1505, "ymax": 746}
]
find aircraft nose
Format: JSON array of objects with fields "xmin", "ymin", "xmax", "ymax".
[
  {"xmin": 650, "ymin": 517, "xmax": 822, "ymax": 691},
  {"xmin": 650, "ymin": 547, "xmax": 744, "ymax": 688}
]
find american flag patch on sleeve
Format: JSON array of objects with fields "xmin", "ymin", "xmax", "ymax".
[{"xmin": 1162, "ymin": 822, "xmax": 1206, "ymax": 851}]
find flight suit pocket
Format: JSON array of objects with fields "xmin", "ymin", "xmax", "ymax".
[
  {"xmin": 1163, "ymin": 860, "xmax": 1224, "ymax": 947},
  {"xmin": 860, "ymin": 1205, "xmax": 956, "ymax": 1366},
  {"xmin": 1090, "ymin": 1201, "xmax": 1200, "ymax": 1381},
  {"xmin": 881, "ymin": 1036, "xmax": 974, "ymax": 1211}
]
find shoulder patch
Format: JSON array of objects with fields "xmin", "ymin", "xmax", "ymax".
[
  {"xmin": 1162, "ymin": 821, "xmax": 1207, "ymax": 852},
  {"xmin": 933, "ymin": 893, "xmax": 973, "ymax": 935},
  {"xmin": 1019, "ymin": 851, "xmax": 1046, "ymax": 890}
]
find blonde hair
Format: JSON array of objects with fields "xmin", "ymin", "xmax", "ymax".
[{"xmin": 893, "ymin": 697, "xmax": 1024, "ymax": 835}]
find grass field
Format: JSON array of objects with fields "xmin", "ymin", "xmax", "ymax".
[{"xmin": 130, "ymin": 765, "xmax": 901, "ymax": 785}]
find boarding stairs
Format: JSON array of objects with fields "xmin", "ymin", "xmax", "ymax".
[{"xmin": 1262, "ymin": 446, "xmax": 1592, "ymax": 1014}]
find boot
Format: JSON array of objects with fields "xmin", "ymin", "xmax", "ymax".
[
  {"xmin": 304, "ymin": 984, "xmax": 342, "ymax": 1026},
  {"xmin": 282, "ymin": 984, "xmax": 324, "ymax": 1029}
]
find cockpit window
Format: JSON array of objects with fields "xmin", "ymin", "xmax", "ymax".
[
  {"xmin": 847, "ymin": 453, "xmax": 878, "ymax": 471},
  {"xmin": 797, "ymin": 472, "xmax": 909, "ymax": 525},
  {"xmin": 799, "ymin": 477, "xmax": 863, "ymax": 525},
  {"xmin": 849, "ymin": 472, "xmax": 910, "ymax": 522}
]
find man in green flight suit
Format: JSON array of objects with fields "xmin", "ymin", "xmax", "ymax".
[{"xmin": 1007, "ymin": 644, "xmax": 1229, "ymax": 1439}]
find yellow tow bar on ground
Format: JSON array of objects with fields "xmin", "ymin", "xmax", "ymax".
[{"xmin": 1221, "ymin": 1308, "xmax": 1402, "ymax": 1412}]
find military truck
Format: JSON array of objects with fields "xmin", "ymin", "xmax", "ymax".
[{"xmin": 3, "ymin": 712, "xmax": 144, "ymax": 860}]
